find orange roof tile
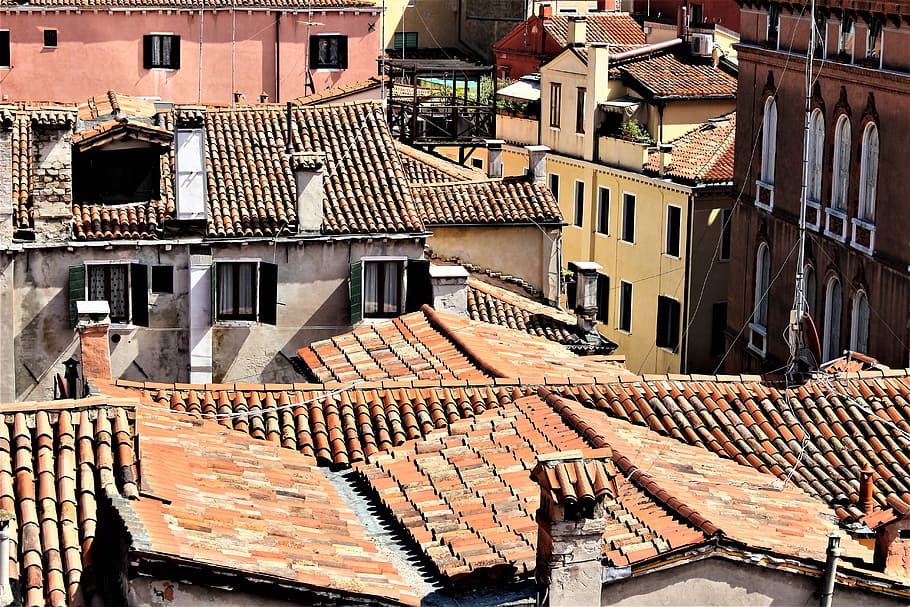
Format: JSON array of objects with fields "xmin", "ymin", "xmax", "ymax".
[
  {"xmin": 645, "ymin": 113, "xmax": 735, "ymax": 184},
  {"xmin": 544, "ymin": 14, "xmax": 647, "ymax": 50},
  {"xmin": 0, "ymin": 0, "xmax": 373, "ymax": 7},
  {"xmin": 618, "ymin": 50, "xmax": 737, "ymax": 99},
  {"xmin": 413, "ymin": 177, "xmax": 562, "ymax": 225},
  {"xmin": 396, "ymin": 142, "xmax": 487, "ymax": 184},
  {"xmin": 129, "ymin": 406, "xmax": 418, "ymax": 606},
  {"xmin": 295, "ymin": 76, "xmax": 386, "ymax": 106}
]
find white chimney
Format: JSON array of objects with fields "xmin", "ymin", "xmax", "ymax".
[
  {"xmin": 524, "ymin": 145, "xmax": 550, "ymax": 184},
  {"xmin": 294, "ymin": 152, "xmax": 325, "ymax": 233},
  {"xmin": 430, "ymin": 265, "xmax": 469, "ymax": 317},
  {"xmin": 567, "ymin": 15, "xmax": 588, "ymax": 47},
  {"xmin": 486, "ymin": 139, "xmax": 504, "ymax": 178}
]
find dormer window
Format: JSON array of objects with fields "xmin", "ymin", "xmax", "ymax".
[{"xmin": 72, "ymin": 121, "xmax": 172, "ymax": 204}]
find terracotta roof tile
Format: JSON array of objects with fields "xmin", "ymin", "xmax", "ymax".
[
  {"xmin": 396, "ymin": 143, "xmax": 487, "ymax": 184},
  {"xmin": 295, "ymin": 76, "xmax": 386, "ymax": 106},
  {"xmin": 645, "ymin": 113, "xmax": 735, "ymax": 183},
  {"xmin": 413, "ymin": 177, "xmax": 562, "ymax": 225},
  {"xmin": 130, "ymin": 406, "xmax": 418, "ymax": 606},
  {"xmin": 0, "ymin": 0, "xmax": 373, "ymax": 7},
  {"xmin": 618, "ymin": 51, "xmax": 737, "ymax": 99},
  {"xmin": 557, "ymin": 373, "xmax": 910, "ymax": 525},
  {"xmin": 544, "ymin": 14, "xmax": 646, "ymax": 50}
]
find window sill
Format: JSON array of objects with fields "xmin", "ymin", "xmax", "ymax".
[
  {"xmin": 663, "ymin": 253, "xmax": 681, "ymax": 260},
  {"xmin": 549, "ymin": 126, "xmax": 561, "ymax": 131},
  {"xmin": 215, "ymin": 320, "xmax": 258, "ymax": 327},
  {"xmin": 620, "ymin": 238, "xmax": 635, "ymax": 245},
  {"xmin": 147, "ymin": 67, "xmax": 179, "ymax": 72},
  {"xmin": 313, "ymin": 67, "xmax": 344, "ymax": 72}
]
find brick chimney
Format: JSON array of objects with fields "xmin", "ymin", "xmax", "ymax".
[
  {"xmin": 531, "ymin": 450, "xmax": 611, "ymax": 607},
  {"xmin": 486, "ymin": 139, "xmax": 504, "ymax": 179},
  {"xmin": 539, "ymin": 3, "xmax": 553, "ymax": 20},
  {"xmin": 294, "ymin": 152, "xmax": 325, "ymax": 233},
  {"xmin": 524, "ymin": 145, "xmax": 550, "ymax": 184},
  {"xmin": 567, "ymin": 15, "xmax": 588, "ymax": 48},
  {"xmin": 429, "ymin": 264, "xmax": 469, "ymax": 317},
  {"xmin": 859, "ymin": 464, "xmax": 875, "ymax": 514},
  {"xmin": 874, "ymin": 516, "xmax": 910, "ymax": 581},
  {"xmin": 76, "ymin": 300, "xmax": 112, "ymax": 382}
]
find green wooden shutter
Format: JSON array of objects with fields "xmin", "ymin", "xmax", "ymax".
[
  {"xmin": 405, "ymin": 259, "xmax": 432, "ymax": 312},
  {"xmin": 259, "ymin": 262, "xmax": 278, "ymax": 325},
  {"xmin": 350, "ymin": 260, "xmax": 363, "ymax": 324},
  {"xmin": 130, "ymin": 263, "xmax": 149, "ymax": 327},
  {"xmin": 68, "ymin": 265, "xmax": 86, "ymax": 328}
]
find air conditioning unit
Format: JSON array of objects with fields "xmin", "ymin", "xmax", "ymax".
[{"xmin": 691, "ymin": 33, "xmax": 713, "ymax": 56}]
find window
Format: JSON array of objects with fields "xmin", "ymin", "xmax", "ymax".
[
  {"xmin": 823, "ymin": 277, "xmax": 842, "ymax": 360},
  {"xmin": 832, "ymin": 115, "xmax": 851, "ymax": 211},
  {"xmin": 151, "ymin": 265, "xmax": 173, "ymax": 294},
  {"xmin": 719, "ymin": 209, "xmax": 732, "ymax": 261},
  {"xmin": 804, "ymin": 264, "xmax": 816, "ymax": 317},
  {"xmin": 597, "ymin": 187, "xmax": 610, "ymax": 234},
  {"xmin": 711, "ymin": 302, "xmax": 727, "ymax": 357},
  {"xmin": 549, "ymin": 173, "xmax": 560, "ymax": 202},
  {"xmin": 666, "ymin": 205, "xmax": 681, "ymax": 257},
  {"xmin": 74, "ymin": 147, "xmax": 161, "ymax": 204},
  {"xmin": 749, "ymin": 243, "xmax": 770, "ymax": 355},
  {"xmin": 619, "ymin": 281, "xmax": 632, "ymax": 332},
  {"xmin": 43, "ymin": 29, "xmax": 57, "ymax": 49},
  {"xmin": 573, "ymin": 181, "xmax": 585, "ymax": 227},
  {"xmin": 808, "ymin": 109, "xmax": 825, "ymax": 203},
  {"xmin": 310, "ymin": 35, "xmax": 348, "ymax": 69},
  {"xmin": 350, "ymin": 259, "xmax": 405, "ymax": 321},
  {"xmin": 549, "ymin": 83, "xmax": 562, "ymax": 128},
  {"xmin": 213, "ymin": 261, "xmax": 278, "ymax": 324},
  {"xmin": 621, "ymin": 193, "xmax": 635, "ymax": 243},
  {"xmin": 143, "ymin": 34, "xmax": 180, "ymax": 70},
  {"xmin": 68, "ymin": 263, "xmax": 148, "ymax": 327},
  {"xmin": 393, "ymin": 32, "xmax": 418, "ymax": 50},
  {"xmin": 0, "ymin": 31, "xmax": 9, "ymax": 68},
  {"xmin": 656, "ymin": 296, "xmax": 681, "ymax": 350},
  {"xmin": 839, "ymin": 16, "xmax": 855, "ymax": 56},
  {"xmin": 575, "ymin": 87, "xmax": 586, "ymax": 134},
  {"xmin": 866, "ymin": 18, "xmax": 883, "ymax": 60},
  {"xmin": 814, "ymin": 11, "xmax": 827, "ymax": 58},
  {"xmin": 471, "ymin": 157, "xmax": 484, "ymax": 170},
  {"xmin": 689, "ymin": 3, "xmax": 703, "ymax": 24},
  {"xmin": 858, "ymin": 123, "xmax": 879, "ymax": 222},
  {"xmin": 767, "ymin": 3, "xmax": 780, "ymax": 46},
  {"xmin": 851, "ymin": 290, "xmax": 870, "ymax": 354},
  {"xmin": 760, "ymin": 97, "xmax": 778, "ymax": 185},
  {"xmin": 596, "ymin": 273, "xmax": 609, "ymax": 323}
]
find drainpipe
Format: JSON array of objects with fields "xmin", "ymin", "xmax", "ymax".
[
  {"xmin": 275, "ymin": 12, "xmax": 281, "ymax": 102},
  {"xmin": 819, "ymin": 532, "xmax": 841, "ymax": 607},
  {"xmin": 679, "ymin": 192, "xmax": 693, "ymax": 372},
  {"xmin": 0, "ymin": 513, "xmax": 11, "ymax": 605}
]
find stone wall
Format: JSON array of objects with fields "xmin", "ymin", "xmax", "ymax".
[
  {"xmin": 31, "ymin": 127, "xmax": 73, "ymax": 242},
  {"xmin": 0, "ymin": 130, "xmax": 12, "ymax": 245}
]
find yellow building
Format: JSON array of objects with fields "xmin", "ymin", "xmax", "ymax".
[{"xmin": 534, "ymin": 19, "xmax": 737, "ymax": 374}]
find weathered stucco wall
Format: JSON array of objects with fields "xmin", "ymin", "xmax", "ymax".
[
  {"xmin": 602, "ymin": 556, "xmax": 905, "ymax": 607},
  {"xmin": 428, "ymin": 225, "xmax": 560, "ymax": 303},
  {"xmin": 6, "ymin": 236, "xmax": 423, "ymax": 400},
  {"xmin": 131, "ymin": 577, "xmax": 305, "ymax": 606}
]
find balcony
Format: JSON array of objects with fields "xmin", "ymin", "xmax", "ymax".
[
  {"xmin": 597, "ymin": 136, "xmax": 651, "ymax": 172},
  {"xmin": 850, "ymin": 217, "xmax": 876, "ymax": 255},
  {"xmin": 496, "ymin": 112, "xmax": 539, "ymax": 146}
]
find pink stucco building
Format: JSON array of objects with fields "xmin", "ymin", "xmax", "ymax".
[{"xmin": 0, "ymin": 0, "xmax": 382, "ymax": 103}]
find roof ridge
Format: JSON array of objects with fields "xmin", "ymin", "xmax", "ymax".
[{"xmin": 420, "ymin": 305, "xmax": 505, "ymax": 378}]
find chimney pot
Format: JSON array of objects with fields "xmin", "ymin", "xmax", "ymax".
[
  {"xmin": 539, "ymin": 3, "xmax": 552, "ymax": 19},
  {"xmin": 259, "ymin": 92, "xmax": 269, "ymax": 103},
  {"xmin": 524, "ymin": 145, "xmax": 550, "ymax": 184},
  {"xmin": 294, "ymin": 153, "xmax": 325, "ymax": 233},
  {"xmin": 860, "ymin": 463, "xmax": 876, "ymax": 514},
  {"xmin": 567, "ymin": 15, "xmax": 588, "ymax": 47},
  {"xmin": 486, "ymin": 139, "xmax": 505, "ymax": 179},
  {"xmin": 233, "ymin": 90, "xmax": 245, "ymax": 104},
  {"xmin": 429, "ymin": 265, "xmax": 469, "ymax": 317}
]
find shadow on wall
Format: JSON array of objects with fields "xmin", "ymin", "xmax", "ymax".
[{"xmin": 15, "ymin": 288, "xmax": 80, "ymax": 401}]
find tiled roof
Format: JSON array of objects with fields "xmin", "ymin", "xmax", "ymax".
[
  {"xmin": 298, "ymin": 311, "xmax": 490, "ymax": 383},
  {"xmin": 63, "ymin": 99, "xmax": 424, "ymax": 239},
  {"xmin": 96, "ymin": 380, "xmax": 516, "ymax": 467},
  {"xmin": 297, "ymin": 306, "xmax": 632, "ymax": 382},
  {"xmin": 77, "ymin": 91, "xmax": 158, "ymax": 122},
  {"xmin": 412, "ymin": 177, "xmax": 563, "ymax": 226},
  {"xmin": 556, "ymin": 373, "xmax": 910, "ymax": 524},
  {"xmin": 531, "ymin": 452, "xmax": 614, "ymax": 507},
  {"xmin": 544, "ymin": 14, "xmax": 646, "ymax": 49},
  {"xmin": 466, "ymin": 276, "xmax": 616, "ymax": 354},
  {"xmin": 645, "ymin": 113, "xmax": 736, "ymax": 184},
  {"xmin": 396, "ymin": 143, "xmax": 487, "ymax": 184},
  {"xmin": 618, "ymin": 51, "xmax": 737, "ymax": 99},
  {"xmin": 354, "ymin": 388, "xmax": 867, "ymax": 583},
  {"xmin": 0, "ymin": 0, "xmax": 373, "ymax": 8},
  {"xmin": 71, "ymin": 119, "xmax": 173, "ymax": 150},
  {"xmin": 0, "ymin": 398, "xmax": 139, "ymax": 607},
  {"xmin": 129, "ymin": 405, "xmax": 418, "ymax": 606},
  {"xmin": 295, "ymin": 76, "xmax": 386, "ymax": 106},
  {"xmin": 71, "ymin": 199, "xmax": 171, "ymax": 240}
]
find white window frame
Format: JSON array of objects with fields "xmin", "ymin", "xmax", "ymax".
[
  {"xmin": 756, "ymin": 97, "xmax": 777, "ymax": 211},
  {"xmin": 573, "ymin": 180, "xmax": 585, "ymax": 228},
  {"xmin": 850, "ymin": 290, "xmax": 870, "ymax": 354},
  {"xmin": 621, "ymin": 192, "xmax": 636, "ymax": 244},
  {"xmin": 213, "ymin": 259, "xmax": 261, "ymax": 324},
  {"xmin": 823, "ymin": 276, "xmax": 842, "ymax": 361},
  {"xmin": 831, "ymin": 114, "xmax": 851, "ymax": 212},
  {"xmin": 84, "ymin": 260, "xmax": 135, "ymax": 326},
  {"xmin": 852, "ymin": 122, "xmax": 878, "ymax": 255},
  {"xmin": 360, "ymin": 256, "xmax": 407, "ymax": 321},
  {"xmin": 805, "ymin": 108, "xmax": 825, "ymax": 231},
  {"xmin": 665, "ymin": 204, "xmax": 682, "ymax": 258},
  {"xmin": 597, "ymin": 186, "xmax": 610, "ymax": 235},
  {"xmin": 748, "ymin": 243, "xmax": 770, "ymax": 357},
  {"xmin": 618, "ymin": 280, "xmax": 633, "ymax": 334}
]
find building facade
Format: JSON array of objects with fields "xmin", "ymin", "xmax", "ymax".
[{"xmin": 727, "ymin": 0, "xmax": 910, "ymax": 371}]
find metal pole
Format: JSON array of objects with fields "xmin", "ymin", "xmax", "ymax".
[{"xmin": 819, "ymin": 532, "xmax": 841, "ymax": 607}]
